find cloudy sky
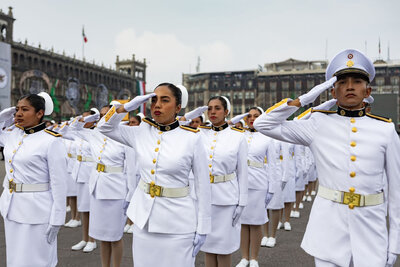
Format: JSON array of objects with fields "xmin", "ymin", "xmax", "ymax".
[{"xmin": 2, "ymin": 0, "xmax": 399, "ymax": 90}]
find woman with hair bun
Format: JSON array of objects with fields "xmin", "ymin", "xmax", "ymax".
[{"xmin": 0, "ymin": 93, "xmax": 67, "ymax": 267}]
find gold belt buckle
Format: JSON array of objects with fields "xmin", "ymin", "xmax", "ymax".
[
  {"xmin": 8, "ymin": 179, "xmax": 16, "ymax": 193},
  {"xmin": 67, "ymin": 153, "xmax": 72, "ymax": 158},
  {"xmin": 96, "ymin": 163, "xmax": 105, "ymax": 172},
  {"xmin": 210, "ymin": 174, "xmax": 215, "ymax": 184},
  {"xmin": 149, "ymin": 181, "xmax": 162, "ymax": 198},
  {"xmin": 279, "ymin": 155, "xmax": 283, "ymax": 161},
  {"xmin": 343, "ymin": 191, "xmax": 361, "ymax": 209},
  {"xmin": 77, "ymin": 155, "xmax": 83, "ymax": 162}
]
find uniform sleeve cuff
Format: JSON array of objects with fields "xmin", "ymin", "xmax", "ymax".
[
  {"xmin": 196, "ymin": 216, "xmax": 211, "ymax": 234},
  {"xmin": 239, "ymin": 193, "xmax": 248, "ymax": 206}
]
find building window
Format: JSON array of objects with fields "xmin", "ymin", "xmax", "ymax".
[
  {"xmin": 258, "ymin": 81, "xmax": 265, "ymax": 90},
  {"xmin": 270, "ymin": 82, "xmax": 277, "ymax": 91},
  {"xmin": 307, "ymin": 80, "xmax": 314, "ymax": 89},
  {"xmin": 248, "ymin": 80, "xmax": 253, "ymax": 88},
  {"xmin": 376, "ymin": 77, "xmax": 385, "ymax": 86},
  {"xmin": 245, "ymin": 91, "xmax": 254, "ymax": 99},
  {"xmin": 212, "ymin": 81, "xmax": 218, "ymax": 89},
  {"xmin": 391, "ymin": 76, "xmax": 399, "ymax": 85},
  {"xmin": 295, "ymin": 80, "xmax": 302, "ymax": 90},
  {"xmin": 282, "ymin": 81, "xmax": 289, "ymax": 90},
  {"xmin": 236, "ymin": 80, "xmax": 241, "ymax": 87}
]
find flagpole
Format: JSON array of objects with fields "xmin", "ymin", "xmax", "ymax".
[{"xmin": 82, "ymin": 25, "xmax": 85, "ymax": 60}]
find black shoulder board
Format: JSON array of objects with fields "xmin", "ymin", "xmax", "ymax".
[
  {"xmin": 366, "ymin": 113, "xmax": 392, "ymax": 123},
  {"xmin": 311, "ymin": 109, "xmax": 336, "ymax": 114},
  {"xmin": 44, "ymin": 129, "xmax": 62, "ymax": 137},
  {"xmin": 180, "ymin": 125, "xmax": 200, "ymax": 133},
  {"xmin": 199, "ymin": 125, "xmax": 211, "ymax": 129},
  {"xmin": 231, "ymin": 126, "xmax": 245, "ymax": 133}
]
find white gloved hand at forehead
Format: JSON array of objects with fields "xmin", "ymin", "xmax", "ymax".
[
  {"xmin": 298, "ymin": 77, "xmax": 337, "ymax": 107},
  {"xmin": 184, "ymin": 106, "xmax": 208, "ymax": 121},
  {"xmin": 83, "ymin": 113, "xmax": 100, "ymax": 123},
  {"xmin": 230, "ymin": 113, "xmax": 249, "ymax": 125},
  {"xmin": 0, "ymin": 107, "xmax": 15, "ymax": 122},
  {"xmin": 124, "ymin": 93, "xmax": 156, "ymax": 112}
]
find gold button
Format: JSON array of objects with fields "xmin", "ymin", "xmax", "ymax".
[
  {"xmin": 350, "ymin": 118, "xmax": 355, "ymax": 123},
  {"xmin": 100, "ymin": 150, "xmax": 103, "ymax": 153},
  {"xmin": 8, "ymin": 160, "xmax": 11, "ymax": 163},
  {"xmin": 13, "ymin": 150, "xmax": 16, "ymax": 154},
  {"xmin": 103, "ymin": 138, "xmax": 107, "ymax": 141},
  {"xmin": 208, "ymin": 164, "xmax": 212, "ymax": 168},
  {"xmin": 214, "ymin": 133, "xmax": 217, "ymax": 136},
  {"xmin": 350, "ymin": 156, "xmax": 356, "ymax": 161},
  {"xmin": 352, "ymin": 127, "xmax": 357, "ymax": 133},
  {"xmin": 350, "ymin": 172, "xmax": 356, "ymax": 178},
  {"xmin": 209, "ymin": 155, "xmax": 213, "ymax": 159},
  {"xmin": 350, "ymin": 141, "xmax": 356, "ymax": 147},
  {"xmin": 98, "ymin": 157, "xmax": 101, "ymax": 160},
  {"xmin": 18, "ymin": 142, "xmax": 22, "ymax": 146},
  {"xmin": 155, "ymin": 148, "xmax": 159, "ymax": 152},
  {"xmin": 151, "ymin": 169, "xmax": 155, "ymax": 175},
  {"xmin": 211, "ymin": 146, "xmax": 214, "ymax": 150},
  {"xmin": 9, "ymin": 169, "xmax": 13, "ymax": 173},
  {"xmin": 102, "ymin": 144, "xmax": 105, "ymax": 148},
  {"xmin": 213, "ymin": 140, "xmax": 216, "ymax": 142},
  {"xmin": 348, "ymin": 204, "xmax": 355, "ymax": 209},
  {"xmin": 349, "ymin": 187, "xmax": 355, "ymax": 193},
  {"xmin": 153, "ymin": 159, "xmax": 156, "ymax": 164},
  {"xmin": 158, "ymin": 132, "xmax": 163, "ymax": 135},
  {"xmin": 157, "ymin": 140, "xmax": 161, "ymax": 145}
]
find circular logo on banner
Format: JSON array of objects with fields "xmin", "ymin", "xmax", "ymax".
[{"xmin": 0, "ymin": 67, "xmax": 8, "ymax": 89}]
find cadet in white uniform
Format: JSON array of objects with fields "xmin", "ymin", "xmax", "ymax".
[
  {"xmin": 254, "ymin": 49, "xmax": 400, "ymax": 267},
  {"xmin": 199, "ymin": 96, "xmax": 248, "ymax": 267},
  {"xmin": 0, "ymin": 93, "xmax": 67, "ymax": 267},
  {"xmin": 70, "ymin": 106, "xmax": 133, "ymax": 267},
  {"xmin": 97, "ymin": 83, "xmax": 211, "ymax": 267},
  {"xmin": 236, "ymin": 107, "xmax": 275, "ymax": 267}
]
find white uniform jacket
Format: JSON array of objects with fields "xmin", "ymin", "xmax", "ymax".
[
  {"xmin": 199, "ymin": 124, "xmax": 248, "ymax": 206},
  {"xmin": 244, "ymin": 129, "xmax": 275, "ymax": 192},
  {"xmin": 283, "ymin": 142, "xmax": 296, "ymax": 183},
  {"xmin": 70, "ymin": 123, "xmax": 132, "ymax": 200},
  {"xmin": 71, "ymin": 138, "xmax": 94, "ymax": 184},
  {"xmin": 254, "ymin": 99, "xmax": 400, "ymax": 266},
  {"xmin": 97, "ymin": 111, "xmax": 211, "ymax": 235},
  {"xmin": 63, "ymin": 138, "xmax": 76, "ymax": 174},
  {"xmin": 0, "ymin": 123, "xmax": 67, "ymax": 226}
]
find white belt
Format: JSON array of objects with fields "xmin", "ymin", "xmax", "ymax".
[
  {"xmin": 95, "ymin": 163, "xmax": 123, "ymax": 173},
  {"xmin": 138, "ymin": 179, "xmax": 189, "ymax": 198},
  {"xmin": 210, "ymin": 173, "xmax": 235, "ymax": 184},
  {"xmin": 317, "ymin": 185, "xmax": 384, "ymax": 209},
  {"xmin": 247, "ymin": 160, "xmax": 264, "ymax": 168},
  {"xmin": 77, "ymin": 155, "xmax": 94, "ymax": 162},
  {"xmin": 67, "ymin": 153, "xmax": 76, "ymax": 158},
  {"xmin": 8, "ymin": 179, "xmax": 49, "ymax": 193}
]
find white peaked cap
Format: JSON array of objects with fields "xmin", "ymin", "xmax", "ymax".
[
  {"xmin": 110, "ymin": 100, "xmax": 121, "ymax": 106},
  {"xmin": 176, "ymin": 85, "xmax": 188, "ymax": 109},
  {"xmin": 257, "ymin": 106, "xmax": 264, "ymax": 114},
  {"xmin": 221, "ymin": 96, "xmax": 231, "ymax": 114},
  {"xmin": 201, "ymin": 114, "xmax": 205, "ymax": 122},
  {"xmin": 326, "ymin": 49, "xmax": 375, "ymax": 82},
  {"xmin": 90, "ymin": 108, "xmax": 100, "ymax": 115},
  {"xmin": 37, "ymin": 92, "xmax": 54, "ymax": 115},
  {"xmin": 137, "ymin": 112, "xmax": 145, "ymax": 119}
]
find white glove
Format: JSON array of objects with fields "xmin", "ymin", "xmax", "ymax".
[
  {"xmin": 124, "ymin": 93, "xmax": 156, "ymax": 112},
  {"xmin": 192, "ymin": 233, "xmax": 207, "ymax": 257},
  {"xmin": 313, "ymin": 98, "xmax": 337, "ymax": 111},
  {"xmin": 230, "ymin": 113, "xmax": 249, "ymax": 125},
  {"xmin": 45, "ymin": 225, "xmax": 60, "ymax": 244},
  {"xmin": 0, "ymin": 107, "xmax": 16, "ymax": 122},
  {"xmin": 232, "ymin": 205, "xmax": 245, "ymax": 226},
  {"xmin": 265, "ymin": 192, "xmax": 274, "ymax": 207},
  {"xmin": 386, "ymin": 252, "xmax": 397, "ymax": 267},
  {"xmin": 298, "ymin": 77, "xmax": 337, "ymax": 106},
  {"xmin": 281, "ymin": 181, "xmax": 287, "ymax": 190},
  {"xmin": 185, "ymin": 106, "xmax": 208, "ymax": 120},
  {"xmin": 83, "ymin": 113, "xmax": 100, "ymax": 123}
]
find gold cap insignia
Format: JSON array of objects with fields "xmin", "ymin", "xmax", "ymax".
[{"xmin": 346, "ymin": 60, "xmax": 354, "ymax": 67}]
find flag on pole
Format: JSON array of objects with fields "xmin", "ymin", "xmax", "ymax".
[
  {"xmin": 378, "ymin": 38, "xmax": 381, "ymax": 56},
  {"xmin": 82, "ymin": 27, "xmax": 88, "ymax": 43},
  {"xmin": 50, "ymin": 79, "xmax": 61, "ymax": 113},
  {"xmin": 137, "ymin": 81, "xmax": 146, "ymax": 115}
]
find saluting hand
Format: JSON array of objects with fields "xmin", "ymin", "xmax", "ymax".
[
  {"xmin": 83, "ymin": 113, "xmax": 100, "ymax": 123},
  {"xmin": 298, "ymin": 77, "xmax": 337, "ymax": 107},
  {"xmin": 124, "ymin": 93, "xmax": 156, "ymax": 112},
  {"xmin": 0, "ymin": 106, "xmax": 16, "ymax": 122},
  {"xmin": 230, "ymin": 112, "xmax": 249, "ymax": 125},
  {"xmin": 184, "ymin": 106, "xmax": 208, "ymax": 121}
]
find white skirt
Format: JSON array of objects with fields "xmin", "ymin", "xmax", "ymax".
[
  {"xmin": 77, "ymin": 182, "xmax": 90, "ymax": 212},
  {"xmin": 201, "ymin": 205, "xmax": 240, "ymax": 254},
  {"xmin": 89, "ymin": 195, "xmax": 126, "ymax": 241},
  {"xmin": 241, "ymin": 189, "xmax": 268, "ymax": 225},
  {"xmin": 4, "ymin": 217, "xmax": 57, "ymax": 267},
  {"xmin": 66, "ymin": 172, "xmax": 77, "ymax": 197},
  {"xmin": 283, "ymin": 177, "xmax": 296, "ymax": 203},
  {"xmin": 132, "ymin": 224, "xmax": 195, "ymax": 267},
  {"xmin": 295, "ymin": 177, "xmax": 306, "ymax": 191},
  {"xmin": 267, "ymin": 181, "xmax": 284, "ymax": 210}
]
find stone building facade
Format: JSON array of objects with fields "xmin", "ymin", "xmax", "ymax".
[{"xmin": 0, "ymin": 7, "xmax": 146, "ymax": 121}]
